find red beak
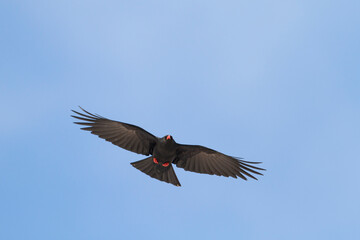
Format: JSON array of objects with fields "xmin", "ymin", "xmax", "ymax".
[{"xmin": 166, "ymin": 135, "xmax": 171, "ymax": 140}]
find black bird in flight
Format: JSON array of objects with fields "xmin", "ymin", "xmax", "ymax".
[{"xmin": 71, "ymin": 107, "xmax": 265, "ymax": 187}]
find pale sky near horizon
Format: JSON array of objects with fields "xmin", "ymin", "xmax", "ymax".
[{"xmin": 1, "ymin": 1, "xmax": 360, "ymax": 239}]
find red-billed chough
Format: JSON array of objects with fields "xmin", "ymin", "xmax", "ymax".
[{"xmin": 71, "ymin": 107, "xmax": 265, "ymax": 187}]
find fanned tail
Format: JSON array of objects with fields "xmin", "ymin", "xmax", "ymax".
[{"xmin": 131, "ymin": 157, "xmax": 181, "ymax": 187}]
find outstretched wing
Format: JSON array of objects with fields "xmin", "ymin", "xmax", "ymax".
[
  {"xmin": 174, "ymin": 144, "xmax": 265, "ymax": 180},
  {"xmin": 71, "ymin": 107, "xmax": 157, "ymax": 156}
]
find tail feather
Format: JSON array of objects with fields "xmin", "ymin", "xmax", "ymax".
[{"xmin": 131, "ymin": 157, "xmax": 181, "ymax": 187}]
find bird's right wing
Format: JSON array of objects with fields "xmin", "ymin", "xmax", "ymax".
[
  {"xmin": 175, "ymin": 144, "xmax": 265, "ymax": 180},
  {"xmin": 71, "ymin": 107, "xmax": 157, "ymax": 156}
]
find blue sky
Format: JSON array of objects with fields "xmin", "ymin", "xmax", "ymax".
[{"xmin": 1, "ymin": 1, "xmax": 359, "ymax": 239}]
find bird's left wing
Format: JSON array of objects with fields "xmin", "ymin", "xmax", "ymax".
[
  {"xmin": 71, "ymin": 107, "xmax": 157, "ymax": 156},
  {"xmin": 174, "ymin": 144, "xmax": 265, "ymax": 180}
]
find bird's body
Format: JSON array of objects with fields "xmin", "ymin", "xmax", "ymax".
[
  {"xmin": 72, "ymin": 107, "xmax": 265, "ymax": 186},
  {"xmin": 153, "ymin": 136, "xmax": 177, "ymax": 164}
]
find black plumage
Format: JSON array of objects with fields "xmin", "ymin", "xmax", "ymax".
[{"xmin": 71, "ymin": 107, "xmax": 265, "ymax": 186}]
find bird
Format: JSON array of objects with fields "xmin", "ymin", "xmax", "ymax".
[{"xmin": 71, "ymin": 107, "xmax": 265, "ymax": 187}]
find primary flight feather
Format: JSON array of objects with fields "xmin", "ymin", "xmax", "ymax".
[{"xmin": 71, "ymin": 107, "xmax": 265, "ymax": 186}]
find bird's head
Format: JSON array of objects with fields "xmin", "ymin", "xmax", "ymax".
[{"xmin": 163, "ymin": 135, "xmax": 174, "ymax": 142}]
